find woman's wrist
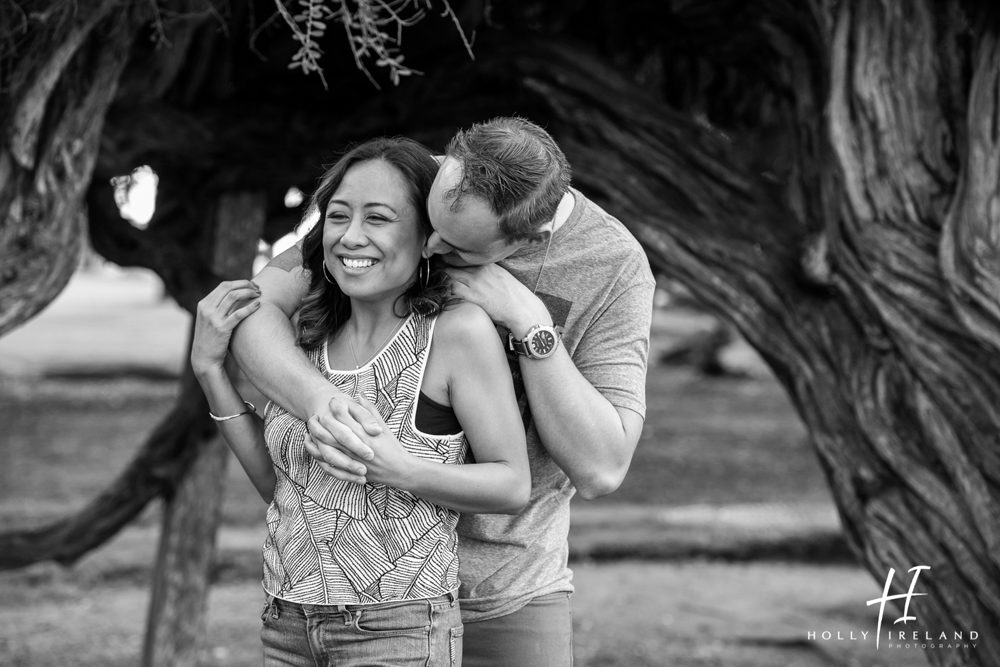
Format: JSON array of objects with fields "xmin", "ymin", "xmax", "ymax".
[{"xmin": 192, "ymin": 360, "xmax": 228, "ymax": 380}]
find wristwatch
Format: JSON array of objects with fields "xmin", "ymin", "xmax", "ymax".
[{"xmin": 508, "ymin": 324, "xmax": 561, "ymax": 359}]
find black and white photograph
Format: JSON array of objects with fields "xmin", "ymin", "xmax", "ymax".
[{"xmin": 1, "ymin": 1, "xmax": 997, "ymax": 665}]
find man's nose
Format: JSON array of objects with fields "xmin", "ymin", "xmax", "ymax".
[{"xmin": 425, "ymin": 232, "xmax": 450, "ymax": 256}]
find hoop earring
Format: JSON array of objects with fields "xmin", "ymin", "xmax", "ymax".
[
  {"xmin": 322, "ymin": 262, "xmax": 336, "ymax": 285},
  {"xmin": 418, "ymin": 257, "xmax": 431, "ymax": 290}
]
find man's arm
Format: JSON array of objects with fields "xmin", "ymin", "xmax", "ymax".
[
  {"xmin": 229, "ymin": 244, "xmax": 332, "ymax": 419},
  {"xmin": 229, "ymin": 245, "xmax": 380, "ymax": 482},
  {"xmin": 516, "ymin": 345, "xmax": 645, "ymax": 500},
  {"xmin": 447, "ymin": 264, "xmax": 654, "ymax": 500}
]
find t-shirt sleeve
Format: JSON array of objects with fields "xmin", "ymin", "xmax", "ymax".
[{"xmin": 571, "ymin": 277, "xmax": 656, "ymax": 419}]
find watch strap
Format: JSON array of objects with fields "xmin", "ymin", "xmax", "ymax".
[
  {"xmin": 507, "ymin": 332, "xmax": 530, "ymax": 356},
  {"xmin": 507, "ymin": 325, "xmax": 560, "ymax": 359}
]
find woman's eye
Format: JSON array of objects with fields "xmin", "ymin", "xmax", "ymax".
[{"xmin": 326, "ymin": 213, "xmax": 349, "ymax": 223}]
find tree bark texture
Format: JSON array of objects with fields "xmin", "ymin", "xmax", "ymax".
[
  {"xmin": 490, "ymin": 5, "xmax": 999, "ymax": 664},
  {"xmin": 818, "ymin": 4, "xmax": 1000, "ymax": 663},
  {"xmin": 0, "ymin": 1, "xmax": 146, "ymax": 337}
]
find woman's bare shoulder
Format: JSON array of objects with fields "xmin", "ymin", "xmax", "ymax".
[{"xmin": 433, "ymin": 302, "xmax": 498, "ymax": 346}]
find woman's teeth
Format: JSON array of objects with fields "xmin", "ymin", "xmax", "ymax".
[{"xmin": 342, "ymin": 257, "xmax": 377, "ymax": 269}]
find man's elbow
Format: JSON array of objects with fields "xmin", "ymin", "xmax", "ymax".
[
  {"xmin": 495, "ymin": 475, "xmax": 531, "ymax": 514},
  {"xmin": 575, "ymin": 429, "xmax": 641, "ymax": 500},
  {"xmin": 574, "ymin": 465, "xmax": 629, "ymax": 501}
]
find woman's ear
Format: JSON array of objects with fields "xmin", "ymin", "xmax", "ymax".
[{"xmin": 421, "ymin": 242, "xmax": 433, "ymax": 259}]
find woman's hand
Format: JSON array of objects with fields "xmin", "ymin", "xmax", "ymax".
[
  {"xmin": 191, "ymin": 280, "xmax": 261, "ymax": 375},
  {"xmin": 304, "ymin": 395, "xmax": 416, "ymax": 487}
]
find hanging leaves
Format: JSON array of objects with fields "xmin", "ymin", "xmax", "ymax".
[{"xmin": 274, "ymin": 0, "xmax": 474, "ymax": 89}]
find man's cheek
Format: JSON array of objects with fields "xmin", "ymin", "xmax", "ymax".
[{"xmin": 441, "ymin": 255, "xmax": 474, "ymax": 268}]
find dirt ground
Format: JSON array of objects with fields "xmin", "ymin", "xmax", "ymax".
[{"xmin": 0, "ymin": 268, "xmax": 936, "ymax": 666}]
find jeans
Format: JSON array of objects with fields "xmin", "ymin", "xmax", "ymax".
[
  {"xmin": 260, "ymin": 592, "xmax": 464, "ymax": 666},
  {"xmin": 461, "ymin": 592, "xmax": 572, "ymax": 667}
]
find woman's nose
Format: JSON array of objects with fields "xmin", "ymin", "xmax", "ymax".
[{"xmin": 341, "ymin": 216, "xmax": 368, "ymax": 246}]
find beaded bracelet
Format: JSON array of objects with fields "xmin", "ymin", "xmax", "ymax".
[{"xmin": 209, "ymin": 400, "xmax": 256, "ymax": 422}]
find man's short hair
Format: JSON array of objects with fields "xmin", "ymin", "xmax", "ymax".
[{"xmin": 444, "ymin": 117, "xmax": 572, "ymax": 242}]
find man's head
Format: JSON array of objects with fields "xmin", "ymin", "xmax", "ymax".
[{"xmin": 426, "ymin": 117, "xmax": 572, "ymax": 266}]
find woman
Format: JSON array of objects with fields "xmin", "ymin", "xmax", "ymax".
[{"xmin": 191, "ymin": 137, "xmax": 530, "ymax": 666}]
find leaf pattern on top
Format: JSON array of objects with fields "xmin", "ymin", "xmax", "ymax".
[{"xmin": 260, "ymin": 314, "xmax": 468, "ymax": 604}]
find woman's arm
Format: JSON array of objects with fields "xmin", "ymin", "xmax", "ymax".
[
  {"xmin": 192, "ymin": 281, "xmax": 276, "ymax": 503},
  {"xmin": 402, "ymin": 303, "xmax": 530, "ymax": 513},
  {"xmin": 306, "ymin": 304, "xmax": 530, "ymax": 514}
]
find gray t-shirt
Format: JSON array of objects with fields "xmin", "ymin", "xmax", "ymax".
[{"xmin": 457, "ymin": 189, "xmax": 656, "ymax": 621}]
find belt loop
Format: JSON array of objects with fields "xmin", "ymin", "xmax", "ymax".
[
  {"xmin": 335, "ymin": 604, "xmax": 353, "ymax": 626},
  {"xmin": 447, "ymin": 590, "xmax": 457, "ymax": 606},
  {"xmin": 261, "ymin": 595, "xmax": 279, "ymax": 621}
]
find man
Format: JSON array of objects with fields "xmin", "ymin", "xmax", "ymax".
[{"xmin": 230, "ymin": 117, "xmax": 655, "ymax": 665}]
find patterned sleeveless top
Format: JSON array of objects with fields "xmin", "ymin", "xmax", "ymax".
[{"xmin": 261, "ymin": 313, "xmax": 468, "ymax": 605}]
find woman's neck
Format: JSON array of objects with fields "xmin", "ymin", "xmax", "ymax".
[
  {"xmin": 331, "ymin": 298, "xmax": 409, "ymax": 370},
  {"xmin": 346, "ymin": 299, "xmax": 405, "ymax": 339}
]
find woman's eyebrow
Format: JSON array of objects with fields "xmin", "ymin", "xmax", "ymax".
[{"xmin": 328, "ymin": 199, "xmax": 398, "ymax": 215}]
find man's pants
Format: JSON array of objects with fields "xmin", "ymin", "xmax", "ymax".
[{"xmin": 462, "ymin": 592, "xmax": 572, "ymax": 667}]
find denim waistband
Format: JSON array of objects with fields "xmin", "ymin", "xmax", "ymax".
[
  {"xmin": 262, "ymin": 590, "xmax": 459, "ymax": 625},
  {"xmin": 268, "ymin": 590, "xmax": 457, "ymax": 614}
]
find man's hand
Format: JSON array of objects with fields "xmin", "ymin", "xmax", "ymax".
[
  {"xmin": 302, "ymin": 394, "xmax": 378, "ymax": 484},
  {"xmin": 445, "ymin": 264, "xmax": 552, "ymax": 336},
  {"xmin": 304, "ymin": 395, "xmax": 414, "ymax": 487}
]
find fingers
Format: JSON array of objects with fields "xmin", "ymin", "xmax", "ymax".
[
  {"xmin": 218, "ymin": 283, "xmax": 262, "ymax": 317},
  {"xmin": 351, "ymin": 396, "xmax": 385, "ymax": 437},
  {"xmin": 309, "ymin": 411, "xmax": 375, "ymax": 462},
  {"xmin": 315, "ymin": 459, "xmax": 366, "ymax": 484},
  {"xmin": 304, "ymin": 434, "xmax": 367, "ymax": 484},
  {"xmin": 225, "ymin": 298, "xmax": 262, "ymax": 326},
  {"xmin": 197, "ymin": 281, "xmax": 261, "ymax": 332},
  {"xmin": 204, "ymin": 279, "xmax": 260, "ymax": 307}
]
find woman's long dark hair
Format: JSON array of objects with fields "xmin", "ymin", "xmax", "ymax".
[{"xmin": 296, "ymin": 137, "xmax": 454, "ymax": 350}]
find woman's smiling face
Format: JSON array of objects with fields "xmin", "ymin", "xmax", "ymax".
[{"xmin": 322, "ymin": 159, "xmax": 425, "ymax": 305}]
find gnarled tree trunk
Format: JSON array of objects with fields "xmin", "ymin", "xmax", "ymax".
[
  {"xmin": 488, "ymin": 5, "xmax": 1000, "ymax": 664},
  {"xmin": 0, "ymin": 1, "xmax": 146, "ymax": 336}
]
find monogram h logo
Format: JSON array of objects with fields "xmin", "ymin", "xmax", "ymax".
[{"xmin": 866, "ymin": 565, "xmax": 930, "ymax": 650}]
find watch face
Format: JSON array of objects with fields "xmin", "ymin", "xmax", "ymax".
[{"xmin": 529, "ymin": 329, "xmax": 557, "ymax": 356}]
